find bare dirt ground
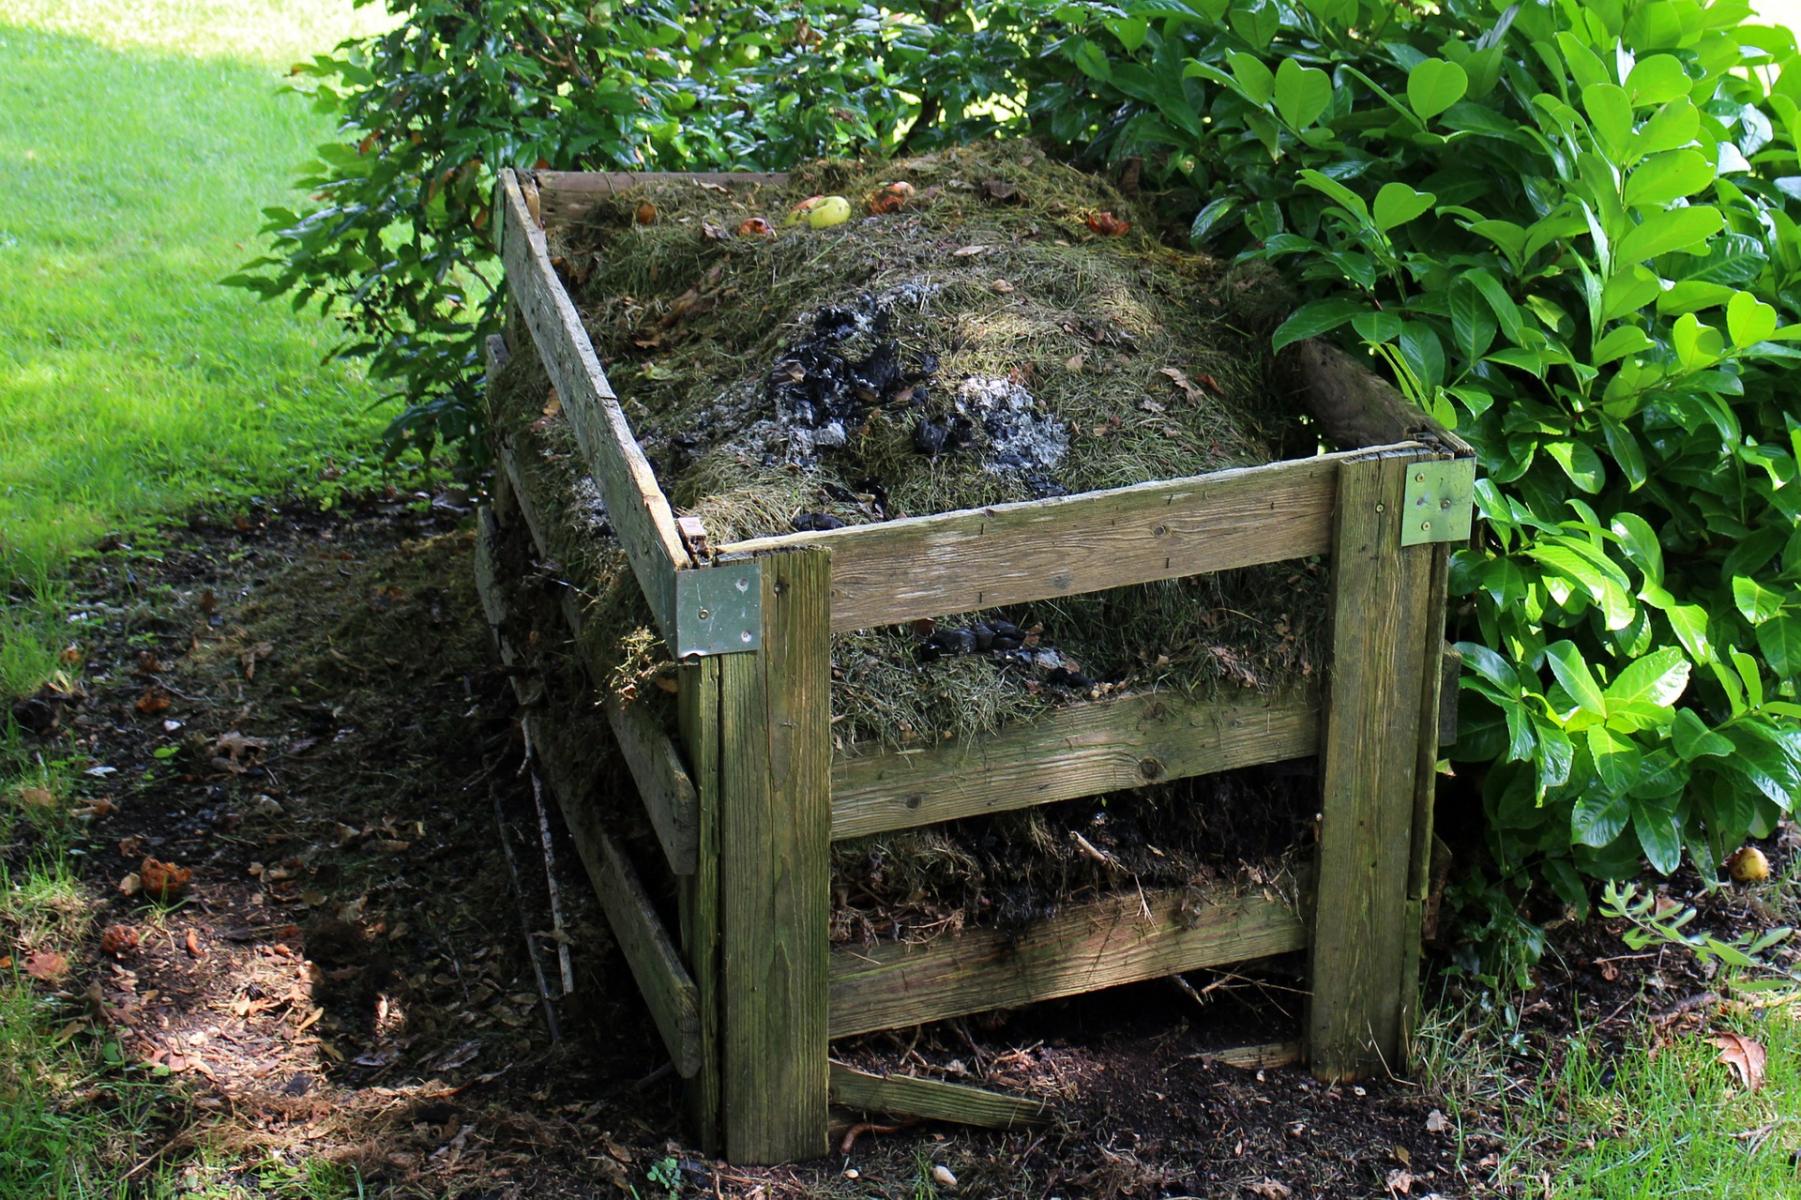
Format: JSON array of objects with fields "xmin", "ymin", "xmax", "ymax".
[{"xmin": 8, "ymin": 496, "xmax": 1783, "ymax": 1199}]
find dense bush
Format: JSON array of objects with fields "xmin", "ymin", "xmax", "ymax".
[{"xmin": 240, "ymin": 0, "xmax": 1801, "ymax": 972}]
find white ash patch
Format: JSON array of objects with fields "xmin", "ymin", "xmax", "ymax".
[{"xmin": 954, "ymin": 376, "xmax": 1068, "ymax": 477}]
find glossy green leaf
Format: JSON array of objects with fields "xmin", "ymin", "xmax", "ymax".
[
  {"xmin": 1226, "ymin": 51, "xmax": 1273, "ymax": 104},
  {"xmin": 1672, "ymin": 709, "xmax": 1733, "ymax": 759},
  {"xmin": 1615, "ymin": 206, "xmax": 1724, "ymax": 265},
  {"xmin": 1633, "ymin": 800, "xmax": 1683, "ymax": 874},
  {"xmin": 1758, "ymin": 616, "xmax": 1801, "ymax": 678},
  {"xmin": 1626, "ymin": 54, "xmax": 1691, "ymax": 106},
  {"xmin": 1274, "ymin": 58, "xmax": 1332, "ymax": 129},
  {"xmin": 1270, "ymin": 297, "xmax": 1369, "ymax": 352},
  {"xmin": 1406, "ymin": 57, "xmax": 1468, "ymax": 121},
  {"xmin": 1605, "ymin": 647, "xmax": 1690, "ymax": 707},
  {"xmin": 1373, "ymin": 182, "xmax": 1436, "ymax": 232},
  {"xmin": 1572, "ymin": 788, "xmax": 1631, "ymax": 847},
  {"xmin": 1623, "ymin": 149, "xmax": 1715, "ymax": 208},
  {"xmin": 1545, "ymin": 640, "xmax": 1608, "ymax": 715},
  {"xmin": 1727, "ymin": 290, "xmax": 1779, "ymax": 347}
]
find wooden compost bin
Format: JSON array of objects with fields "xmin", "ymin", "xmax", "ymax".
[{"xmin": 478, "ymin": 166, "xmax": 1475, "ymax": 1165}]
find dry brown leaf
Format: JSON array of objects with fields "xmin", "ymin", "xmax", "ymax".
[
  {"xmin": 100, "ymin": 925, "xmax": 139, "ymax": 957},
  {"xmin": 634, "ymin": 200, "xmax": 657, "ymax": 225},
  {"xmin": 991, "ymin": 278, "xmax": 1016, "ymax": 294},
  {"xmin": 735, "ymin": 216, "xmax": 773, "ymax": 238},
  {"xmin": 952, "ymin": 244, "xmax": 990, "ymax": 257},
  {"xmin": 1248, "ymin": 1181, "xmax": 1292, "ymax": 1200},
  {"xmin": 1064, "ymin": 354, "xmax": 1086, "ymax": 373},
  {"xmin": 24, "ymin": 950, "xmax": 68, "ymax": 982},
  {"xmin": 118, "ymin": 872, "xmax": 141, "ymax": 897},
  {"xmin": 1424, "ymin": 1109, "xmax": 1450, "ymax": 1134},
  {"xmin": 1711, "ymin": 1031, "xmax": 1767, "ymax": 1090},
  {"xmin": 1384, "ymin": 1168, "xmax": 1414, "ymax": 1196},
  {"xmin": 134, "ymin": 688, "xmax": 171, "ymax": 716},
  {"xmin": 1159, "ymin": 365, "xmax": 1208, "ymax": 403},
  {"xmin": 185, "ymin": 929, "xmax": 206, "ymax": 959},
  {"xmin": 1084, "ymin": 209, "xmax": 1131, "ymax": 236},
  {"xmin": 140, "ymin": 856, "xmax": 192, "ymax": 902},
  {"xmin": 13, "ymin": 786, "xmax": 56, "ymax": 809}
]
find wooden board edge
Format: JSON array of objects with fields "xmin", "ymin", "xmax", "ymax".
[{"xmin": 828, "ymin": 1063, "xmax": 1052, "ymax": 1130}]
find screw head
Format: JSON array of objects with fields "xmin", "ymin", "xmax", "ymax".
[{"xmin": 696, "ymin": 608, "xmax": 711, "ymax": 621}]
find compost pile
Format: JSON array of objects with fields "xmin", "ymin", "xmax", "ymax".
[{"xmin": 490, "ymin": 142, "xmax": 1328, "ymax": 939}]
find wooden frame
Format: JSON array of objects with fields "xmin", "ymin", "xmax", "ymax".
[{"xmin": 484, "ymin": 167, "xmax": 1474, "ymax": 1162}]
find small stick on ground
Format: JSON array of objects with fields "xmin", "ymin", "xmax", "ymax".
[
  {"xmin": 491, "ymin": 784, "xmax": 562, "ymax": 1044},
  {"xmin": 525, "ymin": 737, "xmax": 577, "ymax": 995}
]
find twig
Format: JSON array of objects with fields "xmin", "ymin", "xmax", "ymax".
[
  {"xmin": 492, "ymin": 786, "xmax": 562, "ymax": 1044},
  {"xmin": 525, "ymin": 729, "xmax": 576, "ymax": 995}
]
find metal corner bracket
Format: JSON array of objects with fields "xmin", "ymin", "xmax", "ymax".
[
  {"xmin": 673, "ymin": 558, "xmax": 762, "ymax": 657},
  {"xmin": 1400, "ymin": 458, "xmax": 1476, "ymax": 547}
]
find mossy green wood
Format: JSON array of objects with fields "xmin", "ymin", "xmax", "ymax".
[
  {"xmin": 718, "ymin": 549, "xmax": 832, "ymax": 1163},
  {"xmin": 1307, "ymin": 451, "xmax": 1441, "ymax": 1081},
  {"xmin": 678, "ymin": 656, "xmax": 725, "ymax": 1154}
]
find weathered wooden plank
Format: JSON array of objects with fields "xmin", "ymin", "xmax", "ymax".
[
  {"xmin": 607, "ymin": 692, "xmax": 699, "ymax": 876},
  {"xmin": 536, "ymin": 169, "xmax": 791, "ymax": 229},
  {"xmin": 484, "ymin": 333, "xmax": 511, "ymax": 386},
  {"xmin": 677, "ymin": 656, "xmax": 724, "ymax": 1154},
  {"xmin": 719, "ymin": 550, "xmax": 832, "ymax": 1163},
  {"xmin": 1401, "ymin": 541, "xmax": 1454, "ymax": 1056},
  {"xmin": 1202, "ymin": 1040, "xmax": 1302, "ymax": 1070},
  {"xmin": 472, "ymin": 513, "xmax": 703, "ymax": 1079},
  {"xmin": 497, "ymin": 169, "xmax": 688, "ymax": 642},
  {"xmin": 831, "ymin": 689, "xmax": 1320, "ymax": 841},
  {"xmin": 1438, "ymin": 642, "xmax": 1462, "ymax": 747},
  {"xmin": 1307, "ymin": 451, "xmax": 1438, "ymax": 1082},
  {"xmin": 716, "ymin": 449, "xmax": 1375, "ymax": 631},
  {"xmin": 829, "ymin": 884, "xmax": 1307, "ymax": 1038},
  {"xmin": 828, "ymin": 1063, "xmax": 1051, "ymax": 1130}
]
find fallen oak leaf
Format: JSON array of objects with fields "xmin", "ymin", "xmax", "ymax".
[
  {"xmin": 134, "ymin": 688, "xmax": 171, "ymax": 716},
  {"xmin": 1710, "ymin": 1031, "xmax": 1767, "ymax": 1091}
]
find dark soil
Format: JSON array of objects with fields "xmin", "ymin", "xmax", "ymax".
[{"xmin": 6, "ymin": 496, "xmax": 1788, "ymax": 1199}]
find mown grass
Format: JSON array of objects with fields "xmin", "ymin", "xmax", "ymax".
[
  {"xmin": 0, "ymin": 0, "xmax": 395, "ymax": 700},
  {"xmin": 1, "ymin": 3, "xmax": 388, "ymax": 1194}
]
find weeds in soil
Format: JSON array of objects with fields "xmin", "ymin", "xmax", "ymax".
[{"xmin": 1495, "ymin": 1009, "xmax": 1801, "ymax": 1198}]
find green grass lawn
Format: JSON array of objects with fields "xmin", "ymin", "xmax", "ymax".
[
  {"xmin": 0, "ymin": 4, "xmax": 390, "ymax": 1194},
  {"xmin": 0, "ymin": 0, "xmax": 394, "ymax": 698}
]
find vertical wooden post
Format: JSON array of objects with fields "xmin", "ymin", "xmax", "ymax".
[
  {"xmin": 717, "ymin": 549, "xmax": 832, "ymax": 1162},
  {"xmin": 677, "ymin": 657, "xmax": 724, "ymax": 1155},
  {"xmin": 1308, "ymin": 451, "xmax": 1440, "ymax": 1081},
  {"xmin": 1399, "ymin": 543, "xmax": 1452, "ymax": 1059}
]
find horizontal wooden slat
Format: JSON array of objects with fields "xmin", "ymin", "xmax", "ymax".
[
  {"xmin": 717, "ymin": 449, "xmax": 1387, "ymax": 631},
  {"xmin": 831, "ymin": 689, "xmax": 1320, "ymax": 841},
  {"xmin": 498, "ymin": 169, "xmax": 688, "ymax": 642},
  {"xmin": 473, "ymin": 514, "xmax": 702, "ymax": 1077},
  {"xmin": 828, "ymin": 884, "xmax": 1307, "ymax": 1038},
  {"xmin": 828, "ymin": 1063, "xmax": 1051, "ymax": 1130},
  {"xmin": 535, "ymin": 169, "xmax": 791, "ymax": 229}
]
